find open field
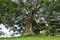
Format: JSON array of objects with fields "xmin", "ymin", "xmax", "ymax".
[{"xmin": 0, "ymin": 35, "xmax": 60, "ymax": 40}]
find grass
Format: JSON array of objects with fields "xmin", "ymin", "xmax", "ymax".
[{"xmin": 0, "ymin": 35, "xmax": 60, "ymax": 40}]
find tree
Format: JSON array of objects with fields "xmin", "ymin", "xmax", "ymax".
[
  {"xmin": 17, "ymin": 0, "xmax": 58, "ymax": 35},
  {"xmin": 0, "ymin": 0, "xmax": 60, "ymax": 35},
  {"xmin": 0, "ymin": 0, "xmax": 21, "ymax": 26}
]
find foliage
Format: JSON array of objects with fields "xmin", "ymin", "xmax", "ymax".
[
  {"xmin": 0, "ymin": 31, "xmax": 4, "ymax": 36},
  {"xmin": 0, "ymin": 0, "xmax": 60, "ymax": 35}
]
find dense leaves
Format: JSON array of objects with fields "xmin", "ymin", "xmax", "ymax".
[{"xmin": 0, "ymin": 0, "xmax": 60, "ymax": 35}]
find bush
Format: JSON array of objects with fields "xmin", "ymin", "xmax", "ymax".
[{"xmin": 0, "ymin": 31, "xmax": 4, "ymax": 36}]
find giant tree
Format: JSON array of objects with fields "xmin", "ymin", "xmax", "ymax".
[{"xmin": 0, "ymin": 0, "xmax": 60, "ymax": 35}]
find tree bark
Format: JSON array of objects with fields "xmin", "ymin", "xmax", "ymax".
[
  {"xmin": 24, "ymin": 10, "xmax": 35, "ymax": 35},
  {"xmin": 25, "ymin": 21, "xmax": 34, "ymax": 35}
]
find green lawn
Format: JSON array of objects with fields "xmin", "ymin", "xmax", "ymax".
[{"xmin": 0, "ymin": 35, "xmax": 60, "ymax": 40}]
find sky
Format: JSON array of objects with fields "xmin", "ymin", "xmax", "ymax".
[
  {"xmin": 0, "ymin": 23, "xmax": 21, "ymax": 38},
  {"xmin": 0, "ymin": 23, "xmax": 10, "ymax": 33},
  {"xmin": 11, "ymin": 0, "xmax": 26, "ymax": 3}
]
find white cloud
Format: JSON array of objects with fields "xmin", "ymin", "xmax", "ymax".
[{"xmin": 0, "ymin": 23, "xmax": 22, "ymax": 38}]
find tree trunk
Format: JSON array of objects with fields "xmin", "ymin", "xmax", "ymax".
[
  {"xmin": 25, "ymin": 21, "xmax": 34, "ymax": 35},
  {"xmin": 24, "ymin": 11, "xmax": 35, "ymax": 35}
]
